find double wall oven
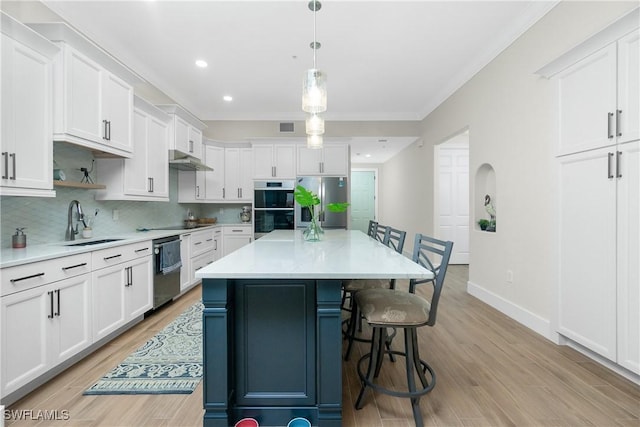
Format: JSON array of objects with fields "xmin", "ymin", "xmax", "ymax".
[{"xmin": 253, "ymin": 180, "xmax": 295, "ymax": 239}]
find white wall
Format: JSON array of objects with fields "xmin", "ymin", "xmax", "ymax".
[{"xmin": 380, "ymin": 1, "xmax": 638, "ymax": 340}]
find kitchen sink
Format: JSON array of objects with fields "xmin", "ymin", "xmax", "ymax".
[{"xmin": 65, "ymin": 238, "xmax": 124, "ymax": 247}]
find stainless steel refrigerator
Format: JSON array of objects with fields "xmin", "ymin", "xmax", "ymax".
[{"xmin": 295, "ymin": 176, "xmax": 349, "ymax": 229}]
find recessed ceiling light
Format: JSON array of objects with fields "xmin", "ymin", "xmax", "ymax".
[
  {"xmin": 223, "ymin": 95, "xmax": 233, "ymax": 102},
  {"xmin": 365, "ymin": 154, "xmax": 372, "ymax": 158},
  {"xmin": 195, "ymin": 60, "xmax": 208, "ymax": 68}
]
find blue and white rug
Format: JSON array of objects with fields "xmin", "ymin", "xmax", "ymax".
[{"xmin": 84, "ymin": 301, "xmax": 203, "ymax": 395}]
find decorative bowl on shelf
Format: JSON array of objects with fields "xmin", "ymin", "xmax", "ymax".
[{"xmin": 198, "ymin": 217, "xmax": 217, "ymax": 224}]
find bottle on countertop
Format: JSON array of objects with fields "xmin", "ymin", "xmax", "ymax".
[{"xmin": 12, "ymin": 227, "xmax": 27, "ymax": 249}]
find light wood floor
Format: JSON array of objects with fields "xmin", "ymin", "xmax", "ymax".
[{"xmin": 5, "ymin": 266, "xmax": 639, "ymax": 426}]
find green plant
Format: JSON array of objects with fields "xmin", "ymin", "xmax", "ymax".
[
  {"xmin": 294, "ymin": 184, "xmax": 349, "ymax": 234},
  {"xmin": 477, "ymin": 218, "xmax": 490, "ymax": 230}
]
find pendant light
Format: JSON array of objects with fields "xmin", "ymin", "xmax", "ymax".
[{"xmin": 303, "ymin": 0, "xmax": 326, "ymax": 149}]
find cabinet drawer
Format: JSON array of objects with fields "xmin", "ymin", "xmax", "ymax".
[
  {"xmin": 192, "ymin": 250, "xmax": 215, "ymax": 278},
  {"xmin": 92, "ymin": 241, "xmax": 152, "ymax": 270},
  {"xmin": 223, "ymin": 225, "xmax": 252, "ymax": 236},
  {"xmin": 191, "ymin": 229, "xmax": 215, "ymax": 257},
  {"xmin": 1, "ymin": 253, "xmax": 91, "ymax": 297}
]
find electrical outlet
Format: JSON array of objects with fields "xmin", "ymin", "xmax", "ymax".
[
  {"xmin": 112, "ymin": 209, "xmax": 119, "ymax": 221},
  {"xmin": 506, "ymin": 270, "xmax": 514, "ymax": 284}
]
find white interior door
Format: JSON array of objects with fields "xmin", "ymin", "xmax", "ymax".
[
  {"xmin": 436, "ymin": 134, "xmax": 469, "ymax": 264},
  {"xmin": 350, "ymin": 170, "xmax": 377, "ymax": 233}
]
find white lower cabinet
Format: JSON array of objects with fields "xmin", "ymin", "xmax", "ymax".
[
  {"xmin": 558, "ymin": 140, "xmax": 639, "ymax": 374},
  {"xmin": 223, "ymin": 225, "xmax": 253, "ymax": 256},
  {"xmin": 91, "ymin": 241, "xmax": 152, "ymax": 342},
  {"xmin": 1, "ymin": 253, "xmax": 92, "ymax": 398},
  {"xmin": 189, "ymin": 228, "xmax": 216, "ymax": 285}
]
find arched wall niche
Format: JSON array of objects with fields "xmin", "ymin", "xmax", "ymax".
[{"xmin": 475, "ymin": 163, "xmax": 496, "ymax": 232}]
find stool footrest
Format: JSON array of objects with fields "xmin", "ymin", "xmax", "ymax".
[{"xmin": 356, "ymin": 350, "xmax": 436, "ymax": 399}]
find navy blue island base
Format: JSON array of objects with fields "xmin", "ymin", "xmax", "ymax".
[{"xmin": 202, "ymin": 277, "xmax": 343, "ymax": 427}]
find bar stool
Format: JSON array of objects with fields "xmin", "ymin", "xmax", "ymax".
[
  {"xmin": 366, "ymin": 219, "xmax": 378, "ymax": 238},
  {"xmin": 353, "ymin": 233, "xmax": 453, "ymax": 427},
  {"xmin": 342, "ymin": 226, "xmax": 406, "ymax": 361}
]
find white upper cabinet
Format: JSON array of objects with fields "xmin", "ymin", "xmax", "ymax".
[
  {"xmin": 179, "ymin": 142, "xmax": 253, "ymax": 203},
  {"xmin": 224, "ymin": 147, "xmax": 253, "ymax": 201},
  {"xmin": 617, "ymin": 30, "xmax": 640, "ymax": 144},
  {"xmin": 95, "ymin": 96, "xmax": 170, "ymax": 201},
  {"xmin": 253, "ymin": 144, "xmax": 296, "ymax": 179},
  {"xmin": 556, "ymin": 29, "xmax": 639, "ymax": 156},
  {"xmin": 0, "ymin": 13, "xmax": 59, "ymax": 197},
  {"xmin": 156, "ymin": 104, "xmax": 207, "ymax": 161},
  {"xmin": 297, "ymin": 144, "xmax": 350, "ymax": 176},
  {"xmin": 27, "ymin": 22, "xmax": 141, "ymax": 158}
]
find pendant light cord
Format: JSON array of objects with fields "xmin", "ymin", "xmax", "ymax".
[{"xmin": 313, "ymin": 0, "xmax": 317, "ymax": 69}]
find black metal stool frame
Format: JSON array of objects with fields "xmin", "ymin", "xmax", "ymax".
[
  {"xmin": 342, "ymin": 226, "xmax": 407, "ymax": 361},
  {"xmin": 352, "ymin": 233, "xmax": 453, "ymax": 427}
]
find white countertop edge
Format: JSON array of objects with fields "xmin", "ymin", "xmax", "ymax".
[{"xmin": 1, "ymin": 225, "xmax": 221, "ymax": 268}]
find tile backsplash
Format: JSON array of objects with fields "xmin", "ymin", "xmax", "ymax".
[{"xmin": 0, "ymin": 144, "xmax": 251, "ymax": 248}]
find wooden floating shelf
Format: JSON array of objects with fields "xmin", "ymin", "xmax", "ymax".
[{"xmin": 53, "ymin": 180, "xmax": 106, "ymax": 189}]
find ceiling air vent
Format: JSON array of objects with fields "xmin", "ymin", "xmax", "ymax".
[{"xmin": 279, "ymin": 122, "xmax": 295, "ymax": 133}]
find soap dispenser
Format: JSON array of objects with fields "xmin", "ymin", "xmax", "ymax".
[{"xmin": 12, "ymin": 227, "xmax": 27, "ymax": 249}]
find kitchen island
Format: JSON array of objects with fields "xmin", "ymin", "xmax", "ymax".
[{"xmin": 196, "ymin": 229, "xmax": 433, "ymax": 427}]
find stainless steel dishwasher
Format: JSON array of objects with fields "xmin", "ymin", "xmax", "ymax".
[{"xmin": 152, "ymin": 235, "xmax": 182, "ymax": 308}]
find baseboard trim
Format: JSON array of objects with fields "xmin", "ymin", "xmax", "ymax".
[{"xmin": 466, "ymin": 280, "xmax": 553, "ymax": 341}]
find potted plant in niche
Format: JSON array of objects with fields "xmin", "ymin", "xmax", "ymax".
[
  {"xmin": 294, "ymin": 185, "xmax": 349, "ymax": 241},
  {"xmin": 477, "ymin": 219, "xmax": 490, "ymax": 231}
]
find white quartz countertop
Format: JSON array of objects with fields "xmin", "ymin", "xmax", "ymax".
[
  {"xmin": 0, "ymin": 225, "xmax": 221, "ymax": 268},
  {"xmin": 196, "ymin": 229, "xmax": 434, "ymax": 280}
]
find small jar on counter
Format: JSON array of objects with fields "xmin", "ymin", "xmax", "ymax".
[{"xmin": 12, "ymin": 228, "xmax": 27, "ymax": 249}]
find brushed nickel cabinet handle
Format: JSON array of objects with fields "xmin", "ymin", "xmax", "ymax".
[
  {"xmin": 9, "ymin": 153, "xmax": 16, "ymax": 180},
  {"xmin": 616, "ymin": 151, "xmax": 622, "ymax": 179},
  {"xmin": 148, "ymin": 177, "xmax": 153, "ymax": 192},
  {"xmin": 607, "ymin": 112, "xmax": 614, "ymax": 139},
  {"xmin": 103, "ymin": 254, "xmax": 122, "ymax": 261},
  {"xmin": 607, "ymin": 152, "xmax": 614, "ymax": 179},
  {"xmin": 616, "ymin": 110, "xmax": 622, "ymax": 137},
  {"xmin": 2, "ymin": 152, "xmax": 7, "ymax": 179}
]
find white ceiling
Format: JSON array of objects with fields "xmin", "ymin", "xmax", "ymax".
[{"xmin": 37, "ymin": 0, "xmax": 557, "ymax": 163}]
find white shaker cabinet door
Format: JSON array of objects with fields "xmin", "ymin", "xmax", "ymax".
[
  {"xmin": 617, "ymin": 29, "xmax": 640, "ymax": 145},
  {"xmin": 556, "ymin": 44, "xmax": 617, "ymax": 156},
  {"xmin": 616, "ymin": 140, "xmax": 640, "ymax": 375},
  {"xmin": 0, "ymin": 34, "xmax": 54, "ymax": 194},
  {"xmin": 92, "ymin": 264, "xmax": 127, "ymax": 341},
  {"xmin": 127, "ymin": 256, "xmax": 153, "ymax": 320},
  {"xmin": 50, "ymin": 274, "xmax": 92, "ymax": 366},
  {"xmin": 146, "ymin": 116, "xmax": 169, "ymax": 198},
  {"xmin": 102, "ymin": 72, "xmax": 133, "ymax": 153},
  {"xmin": 0, "ymin": 286, "xmax": 49, "ymax": 396},
  {"xmin": 63, "ymin": 47, "xmax": 103, "ymax": 142},
  {"xmin": 558, "ymin": 147, "xmax": 617, "ymax": 361}
]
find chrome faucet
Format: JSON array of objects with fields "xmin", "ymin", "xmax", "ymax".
[{"xmin": 65, "ymin": 200, "xmax": 87, "ymax": 241}]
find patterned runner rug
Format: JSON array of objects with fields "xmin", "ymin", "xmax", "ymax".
[{"xmin": 84, "ymin": 301, "xmax": 203, "ymax": 395}]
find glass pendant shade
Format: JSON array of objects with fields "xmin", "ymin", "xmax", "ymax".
[
  {"xmin": 307, "ymin": 134, "xmax": 323, "ymax": 149},
  {"xmin": 302, "ymin": 69, "xmax": 327, "ymax": 113},
  {"xmin": 306, "ymin": 113, "xmax": 325, "ymax": 135}
]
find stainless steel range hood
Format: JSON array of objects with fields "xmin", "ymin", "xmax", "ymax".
[{"xmin": 168, "ymin": 151, "xmax": 212, "ymax": 171}]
